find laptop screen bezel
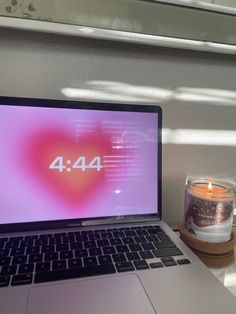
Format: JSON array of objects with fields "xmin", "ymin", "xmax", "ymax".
[{"xmin": 0, "ymin": 96, "xmax": 162, "ymax": 233}]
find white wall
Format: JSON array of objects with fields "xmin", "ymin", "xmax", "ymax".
[
  {"xmin": 213, "ymin": 0, "xmax": 236, "ymax": 7},
  {"xmin": 1, "ymin": 1, "xmax": 236, "ymax": 45},
  {"xmin": 0, "ymin": 28, "xmax": 236, "ymax": 227}
]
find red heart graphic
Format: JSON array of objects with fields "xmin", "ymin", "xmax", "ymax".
[{"xmin": 24, "ymin": 128, "xmax": 117, "ymax": 208}]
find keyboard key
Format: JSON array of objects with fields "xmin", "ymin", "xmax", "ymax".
[
  {"xmin": 119, "ymin": 227, "xmax": 131, "ymax": 231},
  {"xmin": 98, "ymin": 255, "xmax": 112, "ymax": 265},
  {"xmin": 157, "ymin": 233, "xmax": 171, "ymax": 241},
  {"xmin": 41, "ymin": 245, "xmax": 55, "ymax": 253},
  {"xmin": 25, "ymin": 235, "xmax": 38, "ymax": 241},
  {"xmin": 147, "ymin": 229, "xmax": 159, "ymax": 235},
  {"xmin": 96, "ymin": 229, "xmax": 106, "ymax": 233},
  {"xmin": 54, "ymin": 233, "xmax": 66, "ymax": 239},
  {"xmin": 56, "ymin": 244, "xmax": 69, "ymax": 252},
  {"xmin": 35, "ymin": 264, "xmax": 116, "ymax": 283},
  {"xmin": 143, "ymin": 225, "xmax": 154, "ymax": 229},
  {"xmin": 154, "ymin": 241, "xmax": 176, "ymax": 249},
  {"xmin": 89, "ymin": 248, "xmax": 102, "ymax": 256},
  {"xmin": 1, "ymin": 265, "xmax": 17, "ymax": 276},
  {"xmin": 126, "ymin": 252, "xmax": 140, "ymax": 261},
  {"xmin": 49, "ymin": 238, "xmax": 62, "ymax": 245},
  {"xmin": 26, "ymin": 247, "xmax": 40, "ymax": 255},
  {"xmin": 18, "ymin": 264, "xmax": 34, "ymax": 274},
  {"xmin": 152, "ymin": 248, "xmax": 183, "ymax": 258},
  {"xmin": 70, "ymin": 242, "xmax": 83, "ymax": 250},
  {"xmin": 0, "ymin": 249, "xmax": 10, "ymax": 258},
  {"xmin": 29, "ymin": 254, "xmax": 43, "ymax": 263},
  {"xmin": 68, "ymin": 258, "xmax": 82, "ymax": 269},
  {"xmin": 81, "ymin": 230, "xmax": 93, "ymax": 236},
  {"xmin": 112, "ymin": 253, "xmax": 127, "ymax": 263},
  {"xmin": 103, "ymin": 246, "xmax": 116, "ymax": 255},
  {"xmin": 128, "ymin": 244, "xmax": 142, "ymax": 252},
  {"xmin": 68, "ymin": 231, "xmax": 79, "ymax": 237},
  {"xmin": 136, "ymin": 230, "xmax": 148, "ymax": 236},
  {"xmin": 177, "ymin": 259, "xmax": 191, "ymax": 265},
  {"xmin": 161, "ymin": 257, "xmax": 177, "ymax": 267},
  {"xmin": 9, "ymin": 238, "xmax": 21, "ymax": 244},
  {"xmin": 153, "ymin": 226, "xmax": 162, "ymax": 231},
  {"xmin": 101, "ymin": 232, "xmax": 113, "ymax": 239},
  {"xmin": 134, "ymin": 260, "xmax": 149, "ymax": 270},
  {"xmin": 0, "ymin": 275, "xmax": 10, "ymax": 287},
  {"xmin": 134, "ymin": 236, "xmax": 147, "ymax": 243},
  {"xmin": 107, "ymin": 228, "xmax": 118, "ymax": 233},
  {"xmin": 83, "ymin": 257, "xmax": 97, "ymax": 267},
  {"xmin": 62, "ymin": 236, "xmax": 75, "ymax": 243},
  {"xmin": 11, "ymin": 274, "xmax": 33, "ymax": 286},
  {"xmin": 161, "ymin": 256, "xmax": 174, "ymax": 262},
  {"xmin": 131, "ymin": 226, "xmax": 142, "ymax": 230},
  {"xmin": 11, "ymin": 248, "xmax": 25, "ymax": 256},
  {"xmin": 12, "ymin": 255, "xmax": 27, "ymax": 265},
  {"xmin": 116, "ymin": 245, "xmax": 129, "ymax": 253},
  {"xmin": 5, "ymin": 241, "xmax": 19, "ymax": 249},
  {"xmin": 52, "ymin": 260, "xmax": 67, "ymax": 270},
  {"xmin": 113, "ymin": 231, "xmax": 125, "ymax": 238},
  {"xmin": 139, "ymin": 251, "xmax": 154, "ymax": 260},
  {"xmin": 88, "ymin": 234, "xmax": 101, "ymax": 241},
  {"xmin": 109, "ymin": 238, "xmax": 122, "ymax": 246},
  {"xmin": 60, "ymin": 251, "xmax": 73, "ymax": 259},
  {"xmin": 116, "ymin": 261, "xmax": 134, "ymax": 272},
  {"xmin": 141, "ymin": 243, "xmax": 155, "ymax": 250},
  {"xmin": 150, "ymin": 262, "xmax": 164, "ymax": 268},
  {"xmin": 0, "ymin": 238, "xmax": 8, "ymax": 247},
  {"xmin": 84, "ymin": 241, "xmax": 96, "ymax": 249},
  {"xmin": 20, "ymin": 239, "xmax": 34, "ymax": 248},
  {"xmin": 124, "ymin": 231, "xmax": 136, "ymax": 237},
  {"xmin": 35, "ymin": 262, "xmax": 50, "ymax": 272},
  {"xmin": 81, "ymin": 234, "xmax": 88, "ymax": 242},
  {"xmin": 122, "ymin": 237, "xmax": 134, "ymax": 244},
  {"xmin": 35, "ymin": 239, "xmax": 48, "ymax": 247},
  {"xmin": 97, "ymin": 239, "xmax": 110, "ymax": 247},
  {"xmin": 39, "ymin": 233, "xmax": 53, "ymax": 240},
  {"xmin": 73, "ymin": 232, "xmax": 82, "ymax": 240},
  {"xmin": 45, "ymin": 252, "xmax": 58, "ymax": 261},
  {"xmin": 0, "ymin": 257, "xmax": 11, "ymax": 266},
  {"xmin": 162, "ymin": 260, "xmax": 177, "ymax": 267},
  {"xmin": 0, "ymin": 237, "xmax": 8, "ymax": 241},
  {"xmin": 74, "ymin": 249, "xmax": 88, "ymax": 258},
  {"xmin": 146, "ymin": 235, "xmax": 159, "ymax": 242}
]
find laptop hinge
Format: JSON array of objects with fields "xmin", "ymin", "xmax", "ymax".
[{"xmin": 68, "ymin": 216, "xmax": 160, "ymax": 228}]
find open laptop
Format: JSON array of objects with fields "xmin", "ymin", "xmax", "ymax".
[{"xmin": 0, "ymin": 96, "xmax": 235, "ymax": 314}]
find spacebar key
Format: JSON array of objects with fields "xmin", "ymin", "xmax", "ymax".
[{"xmin": 34, "ymin": 264, "xmax": 116, "ymax": 283}]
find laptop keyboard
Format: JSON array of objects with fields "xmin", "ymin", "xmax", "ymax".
[{"xmin": 0, "ymin": 225, "xmax": 190, "ymax": 287}]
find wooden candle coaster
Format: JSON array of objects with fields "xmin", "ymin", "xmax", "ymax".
[
  {"xmin": 191, "ymin": 248, "xmax": 235, "ymax": 268},
  {"xmin": 179, "ymin": 222, "xmax": 236, "ymax": 255}
]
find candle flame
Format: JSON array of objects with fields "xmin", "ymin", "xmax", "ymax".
[{"xmin": 208, "ymin": 181, "xmax": 213, "ymax": 193}]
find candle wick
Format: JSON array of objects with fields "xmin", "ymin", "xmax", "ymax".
[{"xmin": 208, "ymin": 182, "xmax": 213, "ymax": 194}]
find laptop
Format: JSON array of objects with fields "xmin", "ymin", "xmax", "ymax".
[{"xmin": 0, "ymin": 96, "xmax": 235, "ymax": 314}]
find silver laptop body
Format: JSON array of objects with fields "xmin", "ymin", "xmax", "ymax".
[{"xmin": 0, "ymin": 97, "xmax": 235, "ymax": 314}]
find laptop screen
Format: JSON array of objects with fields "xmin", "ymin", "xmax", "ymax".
[{"xmin": 0, "ymin": 99, "xmax": 161, "ymax": 226}]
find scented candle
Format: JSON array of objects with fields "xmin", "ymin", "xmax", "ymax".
[{"xmin": 184, "ymin": 177, "xmax": 235, "ymax": 243}]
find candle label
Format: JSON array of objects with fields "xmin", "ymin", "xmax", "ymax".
[{"xmin": 185, "ymin": 194, "xmax": 233, "ymax": 228}]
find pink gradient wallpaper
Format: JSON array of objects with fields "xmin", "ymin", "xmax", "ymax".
[{"xmin": 0, "ymin": 104, "xmax": 158, "ymax": 224}]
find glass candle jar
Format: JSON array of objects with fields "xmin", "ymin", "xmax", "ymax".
[{"xmin": 184, "ymin": 177, "xmax": 235, "ymax": 243}]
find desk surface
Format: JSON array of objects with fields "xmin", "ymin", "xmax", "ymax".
[
  {"xmin": 210, "ymin": 238, "xmax": 236, "ymax": 297},
  {"xmin": 183, "ymin": 227, "xmax": 236, "ymax": 298}
]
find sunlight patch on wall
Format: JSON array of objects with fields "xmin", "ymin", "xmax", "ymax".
[{"xmin": 163, "ymin": 128, "xmax": 236, "ymax": 147}]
